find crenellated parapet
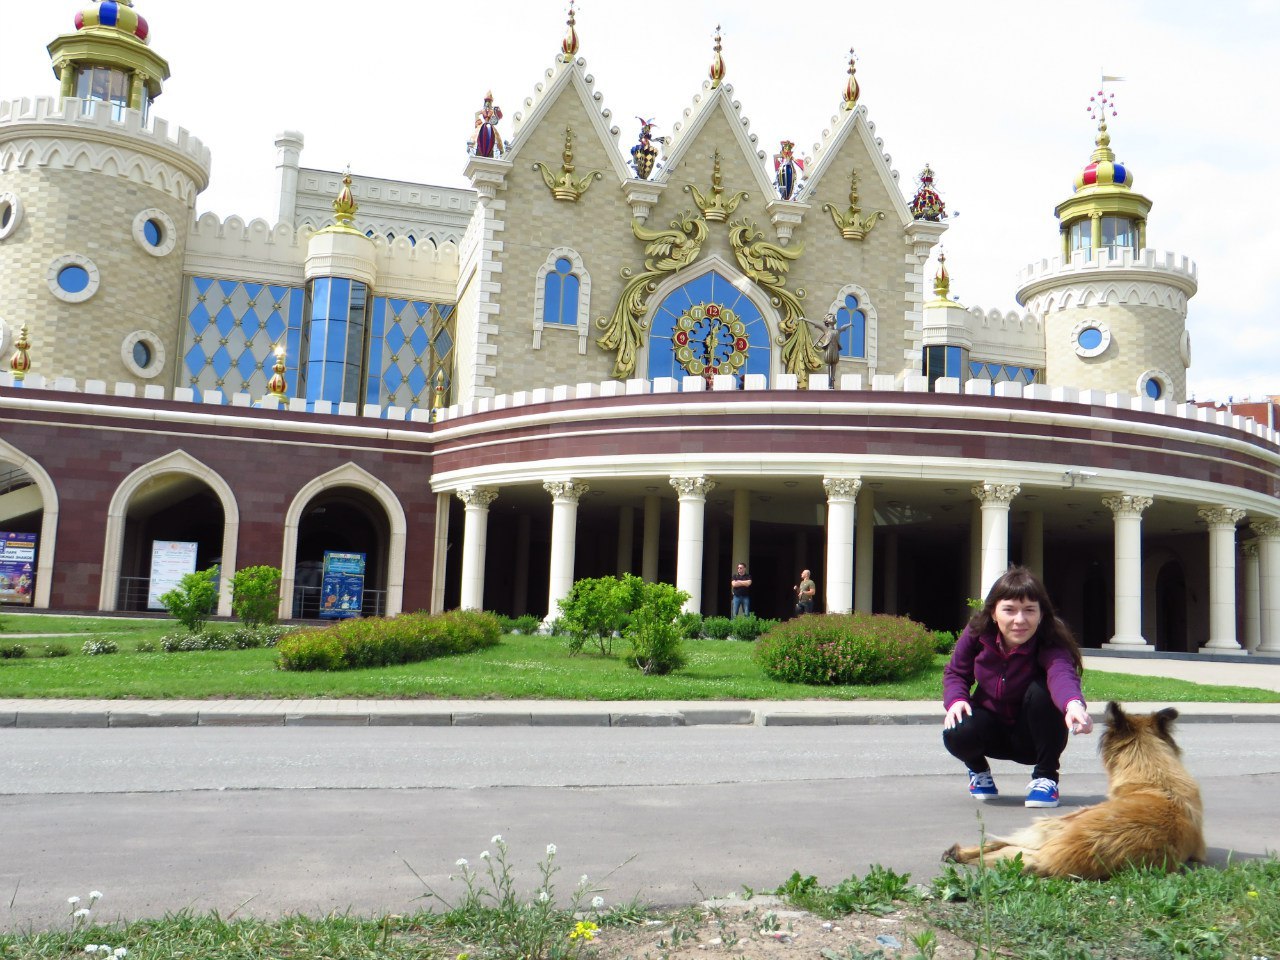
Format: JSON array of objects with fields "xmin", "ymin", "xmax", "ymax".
[
  {"xmin": 1016, "ymin": 247, "xmax": 1198, "ymax": 313},
  {"xmin": 0, "ymin": 96, "xmax": 210, "ymax": 205},
  {"xmin": 184, "ymin": 213, "xmax": 310, "ymax": 285}
]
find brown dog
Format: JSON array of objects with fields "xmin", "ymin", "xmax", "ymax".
[{"xmin": 943, "ymin": 702, "xmax": 1206, "ymax": 879}]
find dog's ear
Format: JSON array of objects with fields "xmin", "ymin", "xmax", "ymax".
[
  {"xmin": 1154, "ymin": 707, "xmax": 1180, "ymax": 740},
  {"xmin": 1105, "ymin": 701, "xmax": 1128, "ymax": 731}
]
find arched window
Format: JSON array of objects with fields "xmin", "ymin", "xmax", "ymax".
[
  {"xmin": 646, "ymin": 268, "xmax": 771, "ymax": 383},
  {"xmin": 834, "ymin": 293, "xmax": 867, "ymax": 359},
  {"xmin": 532, "ymin": 248, "xmax": 591, "ymax": 352}
]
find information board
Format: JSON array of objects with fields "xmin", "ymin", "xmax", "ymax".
[
  {"xmin": 0, "ymin": 532, "xmax": 37, "ymax": 605},
  {"xmin": 320, "ymin": 550, "xmax": 366, "ymax": 619},
  {"xmin": 148, "ymin": 540, "xmax": 199, "ymax": 610}
]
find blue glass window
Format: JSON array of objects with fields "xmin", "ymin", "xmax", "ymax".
[
  {"xmin": 925, "ymin": 344, "xmax": 967, "ymax": 390},
  {"xmin": 1, "ymin": 204, "xmax": 11, "ymax": 229},
  {"xmin": 1145, "ymin": 377, "xmax": 1163, "ymax": 400},
  {"xmin": 835, "ymin": 294, "xmax": 866, "ymax": 359},
  {"xmin": 143, "ymin": 219, "xmax": 163, "ymax": 246},
  {"xmin": 1077, "ymin": 326, "xmax": 1103, "ymax": 351},
  {"xmin": 57, "ymin": 265, "xmax": 89, "ymax": 293},
  {"xmin": 647, "ymin": 271, "xmax": 770, "ymax": 383},
  {"xmin": 300, "ymin": 276, "xmax": 369, "ymax": 406},
  {"xmin": 132, "ymin": 340, "xmax": 152, "ymax": 369},
  {"xmin": 544, "ymin": 257, "xmax": 580, "ymax": 326}
]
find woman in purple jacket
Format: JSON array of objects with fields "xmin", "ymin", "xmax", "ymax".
[{"xmin": 942, "ymin": 567, "xmax": 1093, "ymax": 808}]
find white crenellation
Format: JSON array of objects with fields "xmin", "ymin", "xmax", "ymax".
[{"xmin": 1016, "ymin": 248, "xmax": 1198, "ymax": 309}]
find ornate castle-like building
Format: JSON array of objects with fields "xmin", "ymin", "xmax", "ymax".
[{"xmin": 2, "ymin": 1, "xmax": 1278, "ymax": 657}]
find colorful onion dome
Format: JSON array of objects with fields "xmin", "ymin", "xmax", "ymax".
[
  {"xmin": 74, "ymin": 1, "xmax": 150, "ymax": 44},
  {"xmin": 910, "ymin": 164, "xmax": 946, "ymax": 222},
  {"xmin": 1074, "ymin": 92, "xmax": 1133, "ymax": 191}
]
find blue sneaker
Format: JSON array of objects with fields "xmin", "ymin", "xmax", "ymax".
[
  {"xmin": 968, "ymin": 769, "xmax": 998, "ymax": 801},
  {"xmin": 1025, "ymin": 778, "xmax": 1060, "ymax": 808}
]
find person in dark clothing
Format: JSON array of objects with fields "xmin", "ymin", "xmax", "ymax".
[
  {"xmin": 941, "ymin": 566, "xmax": 1093, "ymax": 808},
  {"xmin": 730, "ymin": 562, "xmax": 752, "ymax": 618}
]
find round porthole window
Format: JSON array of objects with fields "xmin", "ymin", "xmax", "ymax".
[
  {"xmin": 47, "ymin": 254, "xmax": 101, "ymax": 303},
  {"xmin": 132, "ymin": 208, "xmax": 178, "ymax": 257},
  {"xmin": 0, "ymin": 192, "xmax": 21, "ymax": 241},
  {"xmin": 121, "ymin": 329, "xmax": 166, "ymax": 379},
  {"xmin": 1070, "ymin": 318, "xmax": 1112, "ymax": 358},
  {"xmin": 1137, "ymin": 369, "xmax": 1171, "ymax": 403}
]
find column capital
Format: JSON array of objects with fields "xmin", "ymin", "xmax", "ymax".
[
  {"xmin": 972, "ymin": 482, "xmax": 1020, "ymax": 506},
  {"xmin": 822, "ymin": 476, "xmax": 862, "ymax": 501},
  {"xmin": 1198, "ymin": 505, "xmax": 1246, "ymax": 528},
  {"xmin": 669, "ymin": 476, "xmax": 716, "ymax": 499},
  {"xmin": 1242, "ymin": 541, "xmax": 1260, "ymax": 560},
  {"xmin": 1251, "ymin": 518, "xmax": 1280, "ymax": 540},
  {"xmin": 1102, "ymin": 494, "xmax": 1153, "ymax": 518},
  {"xmin": 456, "ymin": 486, "xmax": 499, "ymax": 509},
  {"xmin": 544, "ymin": 479, "xmax": 589, "ymax": 502}
]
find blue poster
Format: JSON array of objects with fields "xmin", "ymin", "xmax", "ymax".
[
  {"xmin": 320, "ymin": 550, "xmax": 366, "ymax": 619},
  {"xmin": 0, "ymin": 532, "xmax": 37, "ymax": 605}
]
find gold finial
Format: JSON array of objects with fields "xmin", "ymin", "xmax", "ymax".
[
  {"xmin": 709, "ymin": 25, "xmax": 725, "ymax": 88},
  {"xmin": 9, "ymin": 324, "xmax": 31, "ymax": 382},
  {"xmin": 560, "ymin": 0, "xmax": 579, "ymax": 62},
  {"xmin": 933, "ymin": 252, "xmax": 950, "ymax": 299},
  {"xmin": 821, "ymin": 168, "xmax": 884, "ymax": 240},
  {"xmin": 685, "ymin": 149, "xmax": 747, "ymax": 222},
  {"xmin": 333, "ymin": 167, "xmax": 357, "ymax": 226},
  {"xmin": 266, "ymin": 344, "xmax": 288, "ymax": 401},
  {"xmin": 843, "ymin": 48, "xmax": 859, "ymax": 110},
  {"xmin": 1087, "ymin": 88, "xmax": 1118, "ymax": 163},
  {"xmin": 433, "ymin": 369, "xmax": 446, "ymax": 411},
  {"xmin": 532, "ymin": 126, "xmax": 604, "ymax": 201}
]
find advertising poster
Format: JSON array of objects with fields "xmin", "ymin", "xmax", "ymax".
[
  {"xmin": 0, "ymin": 532, "xmax": 37, "ymax": 605},
  {"xmin": 320, "ymin": 550, "xmax": 366, "ymax": 619},
  {"xmin": 148, "ymin": 540, "xmax": 199, "ymax": 610}
]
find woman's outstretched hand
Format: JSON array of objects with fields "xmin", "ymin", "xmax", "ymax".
[
  {"xmin": 1065, "ymin": 699, "xmax": 1093, "ymax": 735},
  {"xmin": 943, "ymin": 700, "xmax": 972, "ymax": 730}
]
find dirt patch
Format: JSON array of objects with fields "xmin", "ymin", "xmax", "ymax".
[{"xmin": 588, "ymin": 896, "xmax": 975, "ymax": 959}]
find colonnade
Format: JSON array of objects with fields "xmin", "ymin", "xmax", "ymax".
[{"xmin": 446, "ymin": 476, "xmax": 1280, "ymax": 655}]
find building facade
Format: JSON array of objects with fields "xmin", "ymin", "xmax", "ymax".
[{"xmin": 2, "ymin": 1, "xmax": 1279, "ymax": 656}]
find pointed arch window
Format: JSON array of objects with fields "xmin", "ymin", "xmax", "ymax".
[
  {"xmin": 533, "ymin": 248, "xmax": 591, "ymax": 353},
  {"xmin": 826, "ymin": 284, "xmax": 878, "ymax": 368}
]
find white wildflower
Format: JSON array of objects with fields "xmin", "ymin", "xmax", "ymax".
[
  {"xmin": 455, "ymin": 858, "xmax": 468, "ymax": 867},
  {"xmin": 74, "ymin": 908, "xmax": 91, "ymax": 919},
  {"xmin": 113, "ymin": 949, "xmax": 128, "ymax": 958},
  {"xmin": 579, "ymin": 874, "xmax": 589, "ymax": 885},
  {"xmin": 84, "ymin": 947, "xmax": 98, "ymax": 954},
  {"xmin": 89, "ymin": 891, "xmax": 103, "ymax": 901},
  {"xmin": 68, "ymin": 896, "xmax": 81, "ymax": 905},
  {"xmin": 546, "ymin": 843, "xmax": 557, "ymax": 855},
  {"xmin": 480, "ymin": 850, "xmax": 490, "ymax": 860},
  {"xmin": 592, "ymin": 896, "xmax": 606, "ymax": 909},
  {"xmin": 538, "ymin": 890, "xmax": 550, "ymax": 902},
  {"xmin": 491, "ymin": 834, "xmax": 503, "ymax": 844}
]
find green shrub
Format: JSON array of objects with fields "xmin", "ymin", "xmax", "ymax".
[
  {"xmin": 81, "ymin": 637, "xmax": 119, "ymax": 656},
  {"xmin": 754, "ymin": 612, "xmax": 933, "ymax": 685},
  {"xmin": 557, "ymin": 576, "xmax": 635, "ymax": 656},
  {"xmin": 43, "ymin": 642, "xmax": 70, "ymax": 658},
  {"xmin": 0, "ymin": 643, "xmax": 27, "ymax": 659},
  {"xmin": 728, "ymin": 613, "xmax": 775, "ymax": 642},
  {"xmin": 162, "ymin": 624, "xmax": 292, "ymax": 653},
  {"xmin": 930, "ymin": 629, "xmax": 957, "ymax": 654},
  {"xmin": 676, "ymin": 611, "xmax": 703, "ymax": 640},
  {"xmin": 513, "ymin": 614, "xmax": 541, "ymax": 635},
  {"xmin": 275, "ymin": 609, "xmax": 502, "ymax": 671},
  {"xmin": 230, "ymin": 565, "xmax": 282, "ymax": 627},
  {"xmin": 624, "ymin": 581, "xmax": 689, "ymax": 675},
  {"xmin": 495, "ymin": 613, "xmax": 518, "ymax": 633},
  {"xmin": 159, "ymin": 566, "xmax": 220, "ymax": 633},
  {"xmin": 135, "ymin": 640, "xmax": 157, "ymax": 653},
  {"xmin": 700, "ymin": 616, "xmax": 733, "ymax": 640}
]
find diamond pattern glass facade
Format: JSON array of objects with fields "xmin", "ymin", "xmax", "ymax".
[
  {"xmin": 181, "ymin": 278, "xmax": 305, "ymax": 398},
  {"xmin": 367, "ymin": 298, "xmax": 456, "ymax": 409}
]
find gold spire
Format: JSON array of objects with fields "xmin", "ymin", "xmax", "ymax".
[
  {"xmin": 821, "ymin": 168, "xmax": 884, "ymax": 240},
  {"xmin": 933, "ymin": 252, "xmax": 950, "ymax": 299},
  {"xmin": 266, "ymin": 345, "xmax": 288, "ymax": 401},
  {"xmin": 9, "ymin": 324, "xmax": 31, "ymax": 382},
  {"xmin": 533, "ymin": 127, "xmax": 604, "ymax": 202},
  {"xmin": 843, "ymin": 48, "xmax": 859, "ymax": 110},
  {"xmin": 333, "ymin": 168, "xmax": 357, "ymax": 226},
  {"xmin": 685, "ymin": 149, "xmax": 747, "ymax": 222},
  {"xmin": 709, "ymin": 25, "xmax": 725, "ymax": 88},
  {"xmin": 560, "ymin": 0, "xmax": 579, "ymax": 62}
]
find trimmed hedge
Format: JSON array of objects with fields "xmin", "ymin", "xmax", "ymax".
[
  {"xmin": 275, "ymin": 609, "xmax": 502, "ymax": 671},
  {"xmin": 754, "ymin": 612, "xmax": 934, "ymax": 685}
]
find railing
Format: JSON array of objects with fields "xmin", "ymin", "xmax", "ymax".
[
  {"xmin": 115, "ymin": 576, "xmax": 164, "ymax": 613},
  {"xmin": 291, "ymin": 585, "xmax": 386, "ymax": 620},
  {"xmin": 0, "ymin": 468, "xmax": 34, "ymax": 497}
]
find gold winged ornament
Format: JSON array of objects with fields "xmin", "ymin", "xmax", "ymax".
[{"xmin": 596, "ymin": 213, "xmax": 709, "ymax": 379}]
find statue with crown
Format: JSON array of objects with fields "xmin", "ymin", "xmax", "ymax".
[
  {"xmin": 774, "ymin": 140, "xmax": 807, "ymax": 201},
  {"xmin": 470, "ymin": 91, "xmax": 504, "ymax": 158}
]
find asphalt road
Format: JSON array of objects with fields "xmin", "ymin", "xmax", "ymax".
[{"xmin": 2, "ymin": 724, "xmax": 1278, "ymax": 930}]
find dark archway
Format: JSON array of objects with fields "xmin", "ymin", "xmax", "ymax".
[
  {"xmin": 1154, "ymin": 561, "xmax": 1189, "ymax": 652},
  {"xmin": 292, "ymin": 489, "xmax": 390, "ymax": 618},
  {"xmin": 118, "ymin": 479, "xmax": 226, "ymax": 612}
]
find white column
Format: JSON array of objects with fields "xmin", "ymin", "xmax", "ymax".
[
  {"xmin": 642, "ymin": 494, "xmax": 661, "ymax": 582},
  {"xmin": 544, "ymin": 480, "xmax": 588, "ymax": 622},
  {"xmin": 1102, "ymin": 494, "xmax": 1153, "ymax": 650},
  {"xmin": 1024, "ymin": 509, "xmax": 1044, "ymax": 578},
  {"xmin": 972, "ymin": 482, "xmax": 1021, "ymax": 598},
  {"xmin": 1251, "ymin": 519, "xmax": 1280, "ymax": 654},
  {"xmin": 822, "ymin": 476, "xmax": 860, "ymax": 615},
  {"xmin": 1242, "ymin": 541, "xmax": 1261, "ymax": 653},
  {"xmin": 854, "ymin": 488, "xmax": 875, "ymax": 611},
  {"xmin": 732, "ymin": 488, "xmax": 751, "ymax": 569},
  {"xmin": 274, "ymin": 131, "xmax": 304, "ymax": 226},
  {"xmin": 616, "ymin": 505, "xmax": 635, "ymax": 576},
  {"xmin": 670, "ymin": 476, "xmax": 716, "ymax": 613},
  {"xmin": 1198, "ymin": 506, "xmax": 1247, "ymax": 653},
  {"xmin": 513, "ymin": 513, "xmax": 531, "ymax": 616},
  {"xmin": 456, "ymin": 486, "xmax": 498, "ymax": 611},
  {"xmin": 430, "ymin": 491, "xmax": 451, "ymax": 614}
]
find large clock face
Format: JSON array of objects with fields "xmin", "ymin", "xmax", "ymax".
[{"xmin": 671, "ymin": 303, "xmax": 750, "ymax": 379}]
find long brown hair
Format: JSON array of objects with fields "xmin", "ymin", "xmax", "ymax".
[{"xmin": 967, "ymin": 566, "xmax": 1083, "ymax": 673}]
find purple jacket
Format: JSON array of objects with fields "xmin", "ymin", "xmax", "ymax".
[{"xmin": 942, "ymin": 625, "xmax": 1085, "ymax": 725}]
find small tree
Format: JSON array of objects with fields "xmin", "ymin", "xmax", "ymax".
[
  {"xmin": 159, "ymin": 566, "xmax": 219, "ymax": 634},
  {"xmin": 625, "ymin": 580, "xmax": 689, "ymax": 675},
  {"xmin": 231, "ymin": 565, "xmax": 282, "ymax": 627},
  {"xmin": 556, "ymin": 575, "xmax": 633, "ymax": 655}
]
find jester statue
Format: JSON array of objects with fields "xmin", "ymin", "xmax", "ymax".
[
  {"xmin": 631, "ymin": 117, "xmax": 665, "ymax": 180},
  {"xmin": 910, "ymin": 163, "xmax": 946, "ymax": 221},
  {"xmin": 774, "ymin": 140, "xmax": 806, "ymax": 201},
  {"xmin": 470, "ymin": 91, "xmax": 504, "ymax": 158}
]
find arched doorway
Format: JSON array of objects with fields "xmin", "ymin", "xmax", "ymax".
[{"xmin": 0, "ymin": 440, "xmax": 58, "ymax": 609}]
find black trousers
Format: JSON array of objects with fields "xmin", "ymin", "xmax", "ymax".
[{"xmin": 941, "ymin": 680, "xmax": 1069, "ymax": 782}]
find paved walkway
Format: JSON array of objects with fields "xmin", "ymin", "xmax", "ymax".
[{"xmin": 2, "ymin": 652, "xmax": 1278, "ymax": 728}]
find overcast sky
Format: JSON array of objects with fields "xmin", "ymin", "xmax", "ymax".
[{"xmin": 4, "ymin": 1, "xmax": 1277, "ymax": 402}]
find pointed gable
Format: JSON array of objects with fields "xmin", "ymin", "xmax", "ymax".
[
  {"xmin": 658, "ymin": 82, "xmax": 776, "ymax": 200},
  {"xmin": 798, "ymin": 104, "xmax": 913, "ymax": 226}
]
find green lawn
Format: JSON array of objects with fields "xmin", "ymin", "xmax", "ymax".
[{"xmin": 1, "ymin": 614, "xmax": 1277, "ymax": 702}]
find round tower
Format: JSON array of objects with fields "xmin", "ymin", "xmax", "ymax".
[
  {"xmin": 1015, "ymin": 92, "xmax": 1196, "ymax": 402},
  {"xmin": 0, "ymin": 1, "xmax": 210, "ymax": 387}
]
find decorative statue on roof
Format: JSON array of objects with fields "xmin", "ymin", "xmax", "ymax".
[
  {"xmin": 631, "ymin": 117, "xmax": 665, "ymax": 180},
  {"xmin": 469, "ymin": 91, "xmax": 504, "ymax": 158},
  {"xmin": 910, "ymin": 164, "xmax": 946, "ymax": 221},
  {"xmin": 774, "ymin": 140, "xmax": 807, "ymax": 201},
  {"xmin": 801, "ymin": 313, "xmax": 855, "ymax": 387}
]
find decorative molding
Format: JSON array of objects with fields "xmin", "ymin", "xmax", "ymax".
[
  {"xmin": 1198, "ymin": 506, "xmax": 1246, "ymax": 527},
  {"xmin": 1251, "ymin": 519, "xmax": 1280, "ymax": 540},
  {"xmin": 972, "ymin": 482, "xmax": 1021, "ymax": 506},
  {"xmin": 120, "ymin": 328, "xmax": 166, "ymax": 379},
  {"xmin": 132, "ymin": 207, "xmax": 177, "ymax": 257},
  {"xmin": 669, "ymin": 476, "xmax": 716, "ymax": 499},
  {"xmin": 822, "ymin": 476, "xmax": 862, "ymax": 501},
  {"xmin": 1102, "ymin": 494, "xmax": 1153, "ymax": 518},
  {"xmin": 46, "ymin": 253, "xmax": 100, "ymax": 303},
  {"xmin": 456, "ymin": 486, "xmax": 499, "ymax": 509},
  {"xmin": 0, "ymin": 190, "xmax": 22, "ymax": 240},
  {"xmin": 544, "ymin": 479, "xmax": 589, "ymax": 502},
  {"xmin": 1070, "ymin": 317, "xmax": 1111, "ymax": 358}
]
